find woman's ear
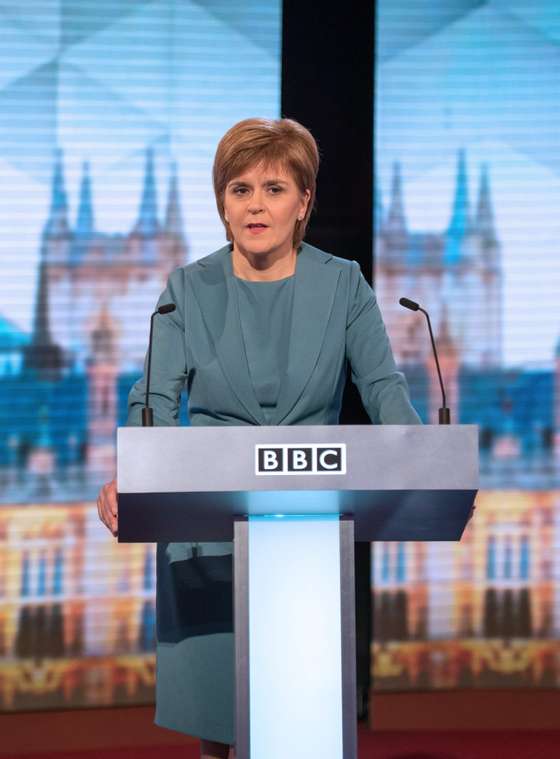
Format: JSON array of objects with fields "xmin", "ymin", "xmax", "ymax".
[{"xmin": 301, "ymin": 188, "xmax": 311, "ymax": 219}]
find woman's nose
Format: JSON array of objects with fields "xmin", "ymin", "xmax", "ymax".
[{"xmin": 248, "ymin": 190, "xmax": 265, "ymax": 211}]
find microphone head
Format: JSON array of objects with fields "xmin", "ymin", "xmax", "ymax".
[
  {"xmin": 399, "ymin": 297, "xmax": 420, "ymax": 312},
  {"xmin": 157, "ymin": 303, "xmax": 176, "ymax": 315}
]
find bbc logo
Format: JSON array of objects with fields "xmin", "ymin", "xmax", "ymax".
[{"xmin": 255, "ymin": 444, "xmax": 346, "ymax": 475}]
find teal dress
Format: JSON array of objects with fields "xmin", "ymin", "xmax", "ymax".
[
  {"xmin": 127, "ymin": 242, "xmax": 421, "ymax": 745},
  {"xmin": 236, "ymin": 275, "xmax": 295, "ymax": 424},
  {"xmin": 154, "ymin": 274, "xmax": 296, "ymax": 744}
]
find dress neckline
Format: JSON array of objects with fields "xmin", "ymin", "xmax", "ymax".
[
  {"xmin": 234, "ymin": 273, "xmax": 294, "ymax": 284},
  {"xmin": 228, "ymin": 242, "xmax": 301, "ymax": 284}
]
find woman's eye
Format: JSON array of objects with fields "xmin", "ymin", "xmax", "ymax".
[{"xmin": 230, "ymin": 184, "xmax": 282, "ymax": 196}]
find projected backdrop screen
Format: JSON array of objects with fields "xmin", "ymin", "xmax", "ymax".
[
  {"xmin": 0, "ymin": 1, "xmax": 281, "ymax": 710},
  {"xmin": 372, "ymin": 0, "xmax": 560, "ymax": 691}
]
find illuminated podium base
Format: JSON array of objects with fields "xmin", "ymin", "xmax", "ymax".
[
  {"xmin": 118, "ymin": 425, "xmax": 478, "ymax": 759},
  {"xmin": 234, "ymin": 510, "xmax": 356, "ymax": 758}
]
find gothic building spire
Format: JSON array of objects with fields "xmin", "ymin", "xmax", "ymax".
[
  {"xmin": 386, "ymin": 161, "xmax": 407, "ymax": 236},
  {"xmin": 135, "ymin": 147, "xmax": 159, "ymax": 236},
  {"xmin": 23, "ymin": 254, "xmax": 63, "ymax": 378},
  {"xmin": 43, "ymin": 149, "xmax": 70, "ymax": 239},
  {"xmin": 447, "ymin": 149, "xmax": 471, "ymax": 238},
  {"xmin": 475, "ymin": 163, "xmax": 496, "ymax": 241},
  {"xmin": 163, "ymin": 161, "xmax": 187, "ymax": 268},
  {"xmin": 165, "ymin": 162, "xmax": 185, "ymax": 239},
  {"xmin": 75, "ymin": 161, "xmax": 95, "ymax": 239},
  {"xmin": 445, "ymin": 149, "xmax": 472, "ymax": 264}
]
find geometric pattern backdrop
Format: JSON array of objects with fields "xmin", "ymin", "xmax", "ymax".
[{"xmin": 372, "ymin": 0, "xmax": 560, "ymax": 692}]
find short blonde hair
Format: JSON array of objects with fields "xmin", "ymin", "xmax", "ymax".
[{"xmin": 212, "ymin": 117, "xmax": 319, "ymax": 248}]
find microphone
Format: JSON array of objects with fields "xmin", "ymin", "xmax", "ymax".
[
  {"xmin": 399, "ymin": 297, "xmax": 419, "ymax": 312},
  {"xmin": 399, "ymin": 297, "xmax": 450, "ymax": 424},
  {"xmin": 142, "ymin": 303, "xmax": 177, "ymax": 427}
]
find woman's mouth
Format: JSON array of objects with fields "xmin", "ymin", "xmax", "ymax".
[{"xmin": 247, "ymin": 223, "xmax": 268, "ymax": 235}]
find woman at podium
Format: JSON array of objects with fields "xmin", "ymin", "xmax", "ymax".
[{"xmin": 97, "ymin": 117, "xmax": 420, "ymax": 758}]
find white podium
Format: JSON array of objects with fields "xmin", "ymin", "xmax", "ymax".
[{"xmin": 118, "ymin": 424, "xmax": 478, "ymax": 759}]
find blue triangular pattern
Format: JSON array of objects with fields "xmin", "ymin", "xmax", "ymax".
[
  {"xmin": 376, "ymin": 0, "xmax": 487, "ymax": 62},
  {"xmin": 60, "ymin": 0, "xmax": 151, "ymax": 49},
  {"xmin": 189, "ymin": 0, "xmax": 280, "ymax": 58},
  {"xmin": 0, "ymin": 59, "xmax": 59, "ymax": 181}
]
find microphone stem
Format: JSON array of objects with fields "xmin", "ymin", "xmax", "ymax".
[
  {"xmin": 419, "ymin": 307, "xmax": 447, "ymax": 411},
  {"xmin": 143, "ymin": 310, "xmax": 157, "ymax": 426}
]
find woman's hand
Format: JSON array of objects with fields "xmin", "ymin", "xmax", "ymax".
[{"xmin": 97, "ymin": 478, "xmax": 118, "ymax": 537}]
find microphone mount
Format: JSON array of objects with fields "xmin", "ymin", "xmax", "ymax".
[
  {"xmin": 399, "ymin": 297, "xmax": 450, "ymax": 424},
  {"xmin": 142, "ymin": 303, "xmax": 177, "ymax": 427}
]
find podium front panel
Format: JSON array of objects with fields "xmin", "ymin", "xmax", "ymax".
[
  {"xmin": 117, "ymin": 425, "xmax": 478, "ymax": 543},
  {"xmin": 118, "ymin": 424, "xmax": 477, "ymax": 493}
]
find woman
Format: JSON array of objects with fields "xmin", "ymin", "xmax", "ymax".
[{"xmin": 97, "ymin": 117, "xmax": 420, "ymax": 758}]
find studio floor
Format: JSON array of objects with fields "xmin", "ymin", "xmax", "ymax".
[{"xmin": 2, "ymin": 692, "xmax": 560, "ymax": 758}]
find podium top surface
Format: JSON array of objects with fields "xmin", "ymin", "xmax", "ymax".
[{"xmin": 118, "ymin": 424, "xmax": 478, "ymax": 493}]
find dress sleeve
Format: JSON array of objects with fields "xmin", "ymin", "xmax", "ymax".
[
  {"xmin": 126, "ymin": 268, "xmax": 188, "ymax": 427},
  {"xmin": 345, "ymin": 261, "xmax": 421, "ymax": 424}
]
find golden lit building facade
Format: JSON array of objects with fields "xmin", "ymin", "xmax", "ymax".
[
  {"xmin": 372, "ymin": 491, "xmax": 560, "ymax": 690},
  {"xmin": 0, "ymin": 503, "xmax": 156, "ymax": 709}
]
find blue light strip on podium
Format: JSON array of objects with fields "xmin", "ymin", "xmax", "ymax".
[{"xmin": 246, "ymin": 491, "xmax": 343, "ymax": 758}]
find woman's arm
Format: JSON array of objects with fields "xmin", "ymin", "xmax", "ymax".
[{"xmin": 345, "ymin": 261, "xmax": 421, "ymax": 425}]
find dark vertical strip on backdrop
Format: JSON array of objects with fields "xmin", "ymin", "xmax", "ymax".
[
  {"xmin": 281, "ymin": 0, "xmax": 374, "ymax": 284},
  {"xmin": 281, "ymin": 0, "xmax": 375, "ymax": 719}
]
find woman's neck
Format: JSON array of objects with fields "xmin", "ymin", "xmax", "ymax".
[{"xmin": 231, "ymin": 243, "xmax": 297, "ymax": 281}]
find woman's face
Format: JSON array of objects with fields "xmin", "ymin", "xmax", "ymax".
[{"xmin": 223, "ymin": 162, "xmax": 310, "ymax": 259}]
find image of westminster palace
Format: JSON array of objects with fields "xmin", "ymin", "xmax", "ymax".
[{"xmin": 0, "ymin": 148, "xmax": 560, "ymax": 708}]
